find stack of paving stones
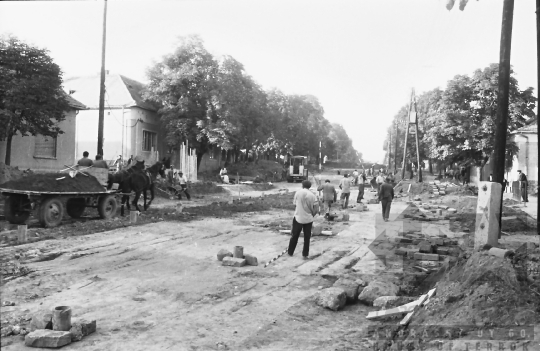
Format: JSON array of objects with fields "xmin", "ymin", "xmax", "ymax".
[
  {"xmin": 23, "ymin": 311, "xmax": 96, "ymax": 348},
  {"xmin": 217, "ymin": 248, "xmax": 258, "ymax": 267},
  {"xmin": 393, "ymin": 232, "xmax": 462, "ymax": 271},
  {"xmin": 403, "ymin": 201, "xmax": 457, "ymax": 222}
]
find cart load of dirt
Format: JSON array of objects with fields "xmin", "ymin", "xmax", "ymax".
[
  {"xmin": 398, "ymin": 249, "xmax": 540, "ymax": 346},
  {"xmin": 0, "ymin": 172, "xmax": 105, "ymax": 193},
  {"xmin": 0, "ymin": 162, "xmax": 33, "ymax": 185}
]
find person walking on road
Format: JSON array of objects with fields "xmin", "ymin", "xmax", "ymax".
[
  {"xmin": 176, "ymin": 171, "xmax": 191, "ymax": 200},
  {"xmin": 317, "ymin": 179, "xmax": 337, "ymax": 219},
  {"xmin": 352, "ymin": 169, "xmax": 359, "ymax": 185},
  {"xmin": 357, "ymin": 173, "xmax": 366, "ymax": 203},
  {"xmin": 517, "ymin": 170, "xmax": 528, "ymax": 207},
  {"xmin": 378, "ymin": 177, "xmax": 394, "ymax": 222},
  {"xmin": 339, "ymin": 174, "xmax": 352, "ymax": 209},
  {"xmin": 376, "ymin": 172, "xmax": 385, "ymax": 195},
  {"xmin": 288, "ymin": 180, "xmax": 319, "ymax": 259}
]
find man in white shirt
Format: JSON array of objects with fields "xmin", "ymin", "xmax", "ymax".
[
  {"xmin": 288, "ymin": 180, "xmax": 319, "ymax": 259},
  {"xmin": 339, "ymin": 174, "xmax": 352, "ymax": 209},
  {"xmin": 176, "ymin": 172, "xmax": 191, "ymax": 200},
  {"xmin": 376, "ymin": 172, "xmax": 385, "ymax": 195},
  {"xmin": 352, "ymin": 169, "xmax": 359, "ymax": 185}
]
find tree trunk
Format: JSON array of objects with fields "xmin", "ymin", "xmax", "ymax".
[
  {"xmin": 4, "ymin": 134, "xmax": 13, "ymax": 165},
  {"xmin": 196, "ymin": 150, "xmax": 204, "ymax": 171},
  {"xmin": 428, "ymin": 158, "xmax": 433, "ymax": 174}
]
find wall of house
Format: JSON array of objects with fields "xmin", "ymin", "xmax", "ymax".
[
  {"xmin": 75, "ymin": 107, "xmax": 163, "ymax": 165},
  {"xmin": 75, "ymin": 108, "xmax": 127, "ymax": 163},
  {"xmin": 127, "ymin": 107, "xmax": 163, "ymax": 164},
  {"xmin": 510, "ymin": 133, "xmax": 538, "ymax": 182},
  {"xmin": 0, "ymin": 110, "xmax": 77, "ymax": 172}
]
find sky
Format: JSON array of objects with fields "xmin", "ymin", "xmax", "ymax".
[{"xmin": 0, "ymin": 0, "xmax": 537, "ymax": 163}]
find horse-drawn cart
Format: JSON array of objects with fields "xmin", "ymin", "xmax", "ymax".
[{"xmin": 1, "ymin": 168, "xmax": 118, "ymax": 228}]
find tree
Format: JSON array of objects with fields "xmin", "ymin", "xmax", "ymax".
[
  {"xmin": 144, "ymin": 35, "xmax": 221, "ymax": 169},
  {"xmin": 0, "ymin": 36, "xmax": 71, "ymax": 165}
]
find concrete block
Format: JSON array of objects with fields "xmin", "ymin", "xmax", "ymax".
[
  {"xmin": 438, "ymin": 205, "xmax": 449, "ymax": 210},
  {"xmin": 222, "ymin": 257, "xmax": 246, "ymax": 267},
  {"xmin": 447, "ymin": 208, "xmax": 457, "ymax": 213},
  {"xmin": 29, "ymin": 312, "xmax": 53, "ymax": 331},
  {"xmin": 439, "ymin": 191, "xmax": 446, "ymax": 195},
  {"xmin": 244, "ymin": 254, "xmax": 258, "ymax": 266},
  {"xmin": 436, "ymin": 247, "xmax": 450, "ymax": 255},
  {"xmin": 419, "ymin": 243, "xmax": 434, "ymax": 254},
  {"xmin": 414, "ymin": 253, "xmax": 439, "ymax": 261},
  {"xmin": 487, "ymin": 247, "xmax": 513, "ymax": 259},
  {"xmin": 394, "ymin": 237, "xmax": 412, "ymax": 244},
  {"xmin": 69, "ymin": 320, "xmax": 96, "ymax": 342},
  {"xmin": 395, "ymin": 248, "xmax": 408, "ymax": 255},
  {"xmin": 25, "ymin": 330, "xmax": 72, "ymax": 348},
  {"xmin": 217, "ymin": 249, "xmax": 233, "ymax": 261},
  {"xmin": 474, "ymin": 182, "xmax": 502, "ymax": 249},
  {"xmin": 342, "ymin": 214, "xmax": 350, "ymax": 222},
  {"xmin": 435, "ymin": 238, "xmax": 445, "ymax": 246},
  {"xmin": 407, "ymin": 248, "xmax": 419, "ymax": 259}
]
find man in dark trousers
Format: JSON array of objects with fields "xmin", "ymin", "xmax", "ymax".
[
  {"xmin": 378, "ymin": 176, "xmax": 394, "ymax": 222},
  {"xmin": 317, "ymin": 179, "xmax": 337, "ymax": 219},
  {"xmin": 517, "ymin": 170, "xmax": 528, "ymax": 207},
  {"xmin": 288, "ymin": 180, "xmax": 319, "ymax": 259}
]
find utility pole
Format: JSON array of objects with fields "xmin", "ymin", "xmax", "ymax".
[
  {"xmin": 319, "ymin": 140, "xmax": 322, "ymax": 171},
  {"xmin": 412, "ymin": 92, "xmax": 422, "ymax": 182},
  {"xmin": 491, "ymin": 0, "xmax": 514, "ymax": 237},
  {"xmin": 400, "ymin": 90, "xmax": 414, "ymax": 180},
  {"xmin": 537, "ymin": 0, "xmax": 540, "ymax": 233},
  {"xmin": 388, "ymin": 130, "xmax": 392, "ymax": 171},
  {"xmin": 97, "ymin": 0, "xmax": 108, "ymax": 157},
  {"xmin": 393, "ymin": 120, "xmax": 399, "ymax": 172}
]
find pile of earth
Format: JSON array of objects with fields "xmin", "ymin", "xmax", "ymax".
[
  {"xmin": 224, "ymin": 159, "xmax": 285, "ymax": 180},
  {"xmin": 185, "ymin": 193, "xmax": 296, "ymax": 217},
  {"xmin": 388, "ymin": 249, "xmax": 540, "ymax": 349},
  {"xmin": 0, "ymin": 173, "xmax": 104, "ymax": 193},
  {"xmin": 0, "ymin": 163, "xmax": 33, "ymax": 186}
]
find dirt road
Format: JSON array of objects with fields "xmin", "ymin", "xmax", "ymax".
[{"xmin": 1, "ymin": 174, "xmax": 408, "ymax": 350}]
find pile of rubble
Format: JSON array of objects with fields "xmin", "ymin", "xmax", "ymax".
[{"xmin": 404, "ymin": 198, "xmax": 458, "ymax": 222}]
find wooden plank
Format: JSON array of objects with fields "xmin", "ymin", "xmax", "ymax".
[
  {"xmin": 399, "ymin": 288, "xmax": 436, "ymax": 326},
  {"xmin": 366, "ymin": 300, "xmax": 421, "ymax": 320}
]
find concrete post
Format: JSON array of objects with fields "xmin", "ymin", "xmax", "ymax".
[
  {"xmin": 130, "ymin": 211, "xmax": 138, "ymax": 223},
  {"xmin": 18, "ymin": 225, "xmax": 28, "ymax": 243},
  {"xmin": 474, "ymin": 182, "xmax": 502, "ymax": 250}
]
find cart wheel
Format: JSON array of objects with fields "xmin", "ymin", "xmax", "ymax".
[
  {"xmin": 38, "ymin": 197, "xmax": 64, "ymax": 228},
  {"xmin": 98, "ymin": 195, "xmax": 117, "ymax": 219},
  {"xmin": 66, "ymin": 198, "xmax": 86, "ymax": 218},
  {"xmin": 4, "ymin": 195, "xmax": 31, "ymax": 225}
]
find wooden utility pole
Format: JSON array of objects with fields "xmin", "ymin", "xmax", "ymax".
[
  {"xmin": 388, "ymin": 130, "xmax": 392, "ymax": 171},
  {"xmin": 537, "ymin": 0, "xmax": 540, "ymax": 233},
  {"xmin": 412, "ymin": 93, "xmax": 422, "ymax": 182},
  {"xmin": 491, "ymin": 0, "xmax": 514, "ymax": 236},
  {"xmin": 97, "ymin": 0, "xmax": 108, "ymax": 157},
  {"xmin": 400, "ymin": 90, "xmax": 414, "ymax": 180},
  {"xmin": 393, "ymin": 120, "xmax": 399, "ymax": 172}
]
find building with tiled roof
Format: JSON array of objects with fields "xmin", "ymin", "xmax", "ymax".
[{"xmin": 63, "ymin": 73, "xmax": 163, "ymax": 165}]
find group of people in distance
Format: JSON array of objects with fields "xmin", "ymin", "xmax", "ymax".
[
  {"xmin": 76, "ymin": 151, "xmax": 110, "ymax": 169},
  {"xmin": 288, "ymin": 170, "xmax": 396, "ymax": 260}
]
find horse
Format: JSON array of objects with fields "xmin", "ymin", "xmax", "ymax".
[{"xmin": 107, "ymin": 161, "xmax": 165, "ymax": 215}]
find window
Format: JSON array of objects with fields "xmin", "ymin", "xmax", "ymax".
[
  {"xmin": 34, "ymin": 135, "xmax": 57, "ymax": 158},
  {"xmin": 142, "ymin": 130, "xmax": 157, "ymax": 151}
]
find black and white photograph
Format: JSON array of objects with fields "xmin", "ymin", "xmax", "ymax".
[{"xmin": 0, "ymin": 0, "xmax": 539, "ymax": 350}]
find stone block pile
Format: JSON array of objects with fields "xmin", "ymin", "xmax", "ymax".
[
  {"xmin": 403, "ymin": 201, "xmax": 458, "ymax": 222},
  {"xmin": 393, "ymin": 232, "xmax": 463, "ymax": 271},
  {"xmin": 315, "ymin": 276, "xmax": 368, "ymax": 311},
  {"xmin": 217, "ymin": 247, "xmax": 258, "ymax": 267},
  {"xmin": 21, "ymin": 308, "xmax": 96, "ymax": 348}
]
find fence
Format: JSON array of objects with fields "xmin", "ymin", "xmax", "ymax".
[{"xmin": 179, "ymin": 142, "xmax": 198, "ymax": 182}]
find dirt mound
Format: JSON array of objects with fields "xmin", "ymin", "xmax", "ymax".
[
  {"xmin": 398, "ymin": 251, "xmax": 540, "ymax": 347},
  {"xmin": 0, "ymin": 162, "xmax": 33, "ymax": 185},
  {"xmin": 190, "ymin": 182, "xmax": 226, "ymax": 194},
  {"xmin": 0, "ymin": 173, "xmax": 105, "ymax": 193},
  {"xmin": 224, "ymin": 160, "xmax": 285, "ymax": 179}
]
